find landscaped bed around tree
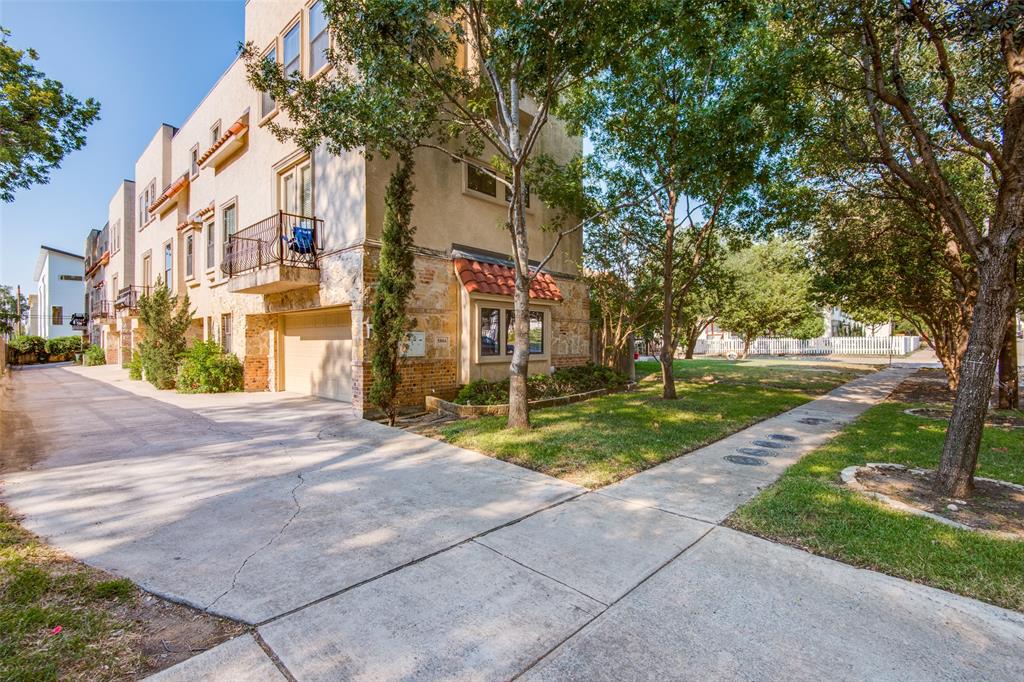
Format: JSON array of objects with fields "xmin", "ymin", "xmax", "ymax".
[
  {"xmin": 727, "ymin": 399, "xmax": 1024, "ymax": 612},
  {"xmin": 434, "ymin": 358, "xmax": 872, "ymax": 489},
  {"xmin": 0, "ymin": 502, "xmax": 243, "ymax": 681}
]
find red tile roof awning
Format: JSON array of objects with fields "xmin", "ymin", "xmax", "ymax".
[
  {"xmin": 197, "ymin": 120, "xmax": 248, "ymax": 166},
  {"xmin": 148, "ymin": 173, "xmax": 189, "ymax": 214},
  {"xmin": 454, "ymin": 257, "xmax": 563, "ymax": 301}
]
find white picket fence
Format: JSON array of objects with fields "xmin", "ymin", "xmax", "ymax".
[{"xmin": 696, "ymin": 335, "xmax": 920, "ymax": 357}]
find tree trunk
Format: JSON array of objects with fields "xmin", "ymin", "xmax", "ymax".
[
  {"xmin": 507, "ymin": 167, "xmax": 531, "ymax": 429},
  {"xmin": 684, "ymin": 331, "xmax": 698, "ymax": 359},
  {"xmin": 997, "ymin": 263, "xmax": 1018, "ymax": 409},
  {"xmin": 936, "ymin": 256, "xmax": 1017, "ymax": 497},
  {"xmin": 660, "ymin": 202, "xmax": 677, "ymax": 399}
]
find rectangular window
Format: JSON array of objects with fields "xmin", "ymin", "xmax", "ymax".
[
  {"xmin": 52, "ymin": 306, "xmax": 63, "ymax": 326},
  {"xmin": 142, "ymin": 255, "xmax": 152, "ymax": 288},
  {"xmin": 163, "ymin": 242, "xmax": 172, "ymax": 290},
  {"xmin": 190, "ymin": 146, "xmax": 199, "ymax": 177},
  {"xmin": 283, "ymin": 22, "xmax": 301, "ymax": 77},
  {"xmin": 139, "ymin": 190, "xmax": 147, "ymax": 227},
  {"xmin": 506, "ymin": 310, "xmax": 544, "ymax": 355},
  {"xmin": 480, "ymin": 307, "xmax": 500, "ymax": 357},
  {"xmin": 504, "ymin": 179, "xmax": 530, "ymax": 208},
  {"xmin": 185, "ymin": 234, "xmax": 194, "ymax": 278},
  {"xmin": 222, "ymin": 204, "xmax": 237, "ymax": 258},
  {"xmin": 211, "ymin": 122, "xmax": 221, "ymax": 144},
  {"xmin": 220, "ymin": 313, "xmax": 233, "ymax": 353},
  {"xmin": 261, "ymin": 47, "xmax": 277, "ymax": 118},
  {"xmin": 205, "ymin": 221, "xmax": 215, "ymax": 270},
  {"xmin": 309, "ymin": 0, "xmax": 329, "ymax": 74},
  {"xmin": 467, "ymin": 163, "xmax": 497, "ymax": 197},
  {"xmin": 206, "ymin": 316, "xmax": 213, "ymax": 341},
  {"xmin": 113, "ymin": 219, "xmax": 121, "ymax": 253}
]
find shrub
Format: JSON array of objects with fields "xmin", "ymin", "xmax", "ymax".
[
  {"xmin": 45, "ymin": 335, "xmax": 83, "ymax": 359},
  {"xmin": 175, "ymin": 340, "xmax": 243, "ymax": 393},
  {"xmin": 83, "ymin": 345, "xmax": 106, "ymax": 366},
  {"xmin": 9, "ymin": 334, "xmax": 47, "ymax": 361},
  {"xmin": 454, "ymin": 363, "xmax": 627, "ymax": 405},
  {"xmin": 128, "ymin": 352, "xmax": 143, "ymax": 380},
  {"xmin": 137, "ymin": 281, "xmax": 193, "ymax": 389}
]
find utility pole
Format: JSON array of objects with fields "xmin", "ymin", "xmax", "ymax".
[{"xmin": 15, "ymin": 285, "xmax": 22, "ymax": 336}]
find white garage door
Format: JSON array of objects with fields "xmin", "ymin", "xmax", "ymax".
[{"xmin": 282, "ymin": 308, "xmax": 352, "ymax": 402}]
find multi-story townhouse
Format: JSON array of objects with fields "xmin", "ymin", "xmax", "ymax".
[
  {"xmin": 118, "ymin": 0, "xmax": 588, "ymax": 412},
  {"xmin": 84, "ymin": 224, "xmax": 110, "ymax": 346}
]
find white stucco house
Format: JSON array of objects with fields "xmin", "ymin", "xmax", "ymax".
[{"xmin": 33, "ymin": 245, "xmax": 85, "ymax": 339}]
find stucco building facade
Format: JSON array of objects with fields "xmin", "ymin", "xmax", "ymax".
[{"xmin": 89, "ymin": 0, "xmax": 588, "ymax": 413}]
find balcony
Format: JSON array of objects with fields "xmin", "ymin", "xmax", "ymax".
[
  {"xmin": 115, "ymin": 286, "xmax": 149, "ymax": 314},
  {"xmin": 223, "ymin": 212, "xmax": 323, "ymax": 294},
  {"xmin": 90, "ymin": 298, "xmax": 113, "ymax": 322}
]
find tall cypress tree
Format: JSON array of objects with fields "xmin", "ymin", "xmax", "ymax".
[{"xmin": 368, "ymin": 149, "xmax": 416, "ymax": 425}]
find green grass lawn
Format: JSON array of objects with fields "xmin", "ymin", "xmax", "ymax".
[
  {"xmin": 728, "ymin": 401, "xmax": 1024, "ymax": 612},
  {"xmin": 0, "ymin": 503, "xmax": 138, "ymax": 681},
  {"xmin": 438, "ymin": 358, "xmax": 870, "ymax": 488}
]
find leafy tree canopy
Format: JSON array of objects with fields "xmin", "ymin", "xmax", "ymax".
[{"xmin": 0, "ymin": 27, "xmax": 100, "ymax": 202}]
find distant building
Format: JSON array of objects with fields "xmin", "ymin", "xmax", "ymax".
[{"xmin": 32, "ymin": 246, "xmax": 85, "ymax": 339}]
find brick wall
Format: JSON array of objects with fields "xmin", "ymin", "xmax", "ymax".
[{"xmin": 243, "ymin": 314, "xmax": 276, "ymax": 391}]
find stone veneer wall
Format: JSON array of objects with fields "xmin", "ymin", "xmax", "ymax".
[
  {"xmin": 355, "ymin": 247, "xmax": 461, "ymax": 410},
  {"xmin": 243, "ymin": 313, "xmax": 277, "ymax": 391},
  {"xmin": 549, "ymin": 276, "xmax": 591, "ymax": 368}
]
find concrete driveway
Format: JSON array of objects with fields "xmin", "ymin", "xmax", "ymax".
[
  {"xmin": 3, "ymin": 364, "xmax": 1022, "ymax": 681},
  {"xmin": 1, "ymin": 364, "xmax": 582, "ymax": 624}
]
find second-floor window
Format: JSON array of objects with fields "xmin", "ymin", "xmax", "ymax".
[
  {"xmin": 163, "ymin": 243, "xmax": 172, "ymax": 290},
  {"xmin": 309, "ymin": 1, "xmax": 329, "ymax": 74},
  {"xmin": 52, "ymin": 306, "xmax": 63, "ymax": 326},
  {"xmin": 185, "ymin": 234, "xmax": 194, "ymax": 279},
  {"xmin": 283, "ymin": 22, "xmax": 301, "ymax": 78},
  {"xmin": 467, "ymin": 164, "xmax": 496, "ymax": 197},
  {"xmin": 211, "ymin": 122, "xmax": 221, "ymax": 144},
  {"xmin": 222, "ymin": 204, "xmax": 237, "ymax": 259},
  {"xmin": 205, "ymin": 221, "xmax": 215, "ymax": 270},
  {"xmin": 190, "ymin": 146, "xmax": 199, "ymax": 177},
  {"xmin": 261, "ymin": 47, "xmax": 277, "ymax": 119}
]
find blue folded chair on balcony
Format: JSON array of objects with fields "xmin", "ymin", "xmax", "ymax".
[{"xmin": 288, "ymin": 224, "xmax": 316, "ymax": 256}]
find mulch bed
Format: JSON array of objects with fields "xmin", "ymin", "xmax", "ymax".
[
  {"xmin": 906, "ymin": 407, "xmax": 1024, "ymax": 428},
  {"xmin": 857, "ymin": 467, "xmax": 1024, "ymax": 539},
  {"xmin": 888, "ymin": 368, "xmax": 954, "ymax": 404}
]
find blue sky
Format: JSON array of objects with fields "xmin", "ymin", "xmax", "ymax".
[{"xmin": 0, "ymin": 0, "xmax": 245, "ymax": 292}]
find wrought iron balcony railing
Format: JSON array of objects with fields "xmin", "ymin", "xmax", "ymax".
[
  {"xmin": 114, "ymin": 285, "xmax": 149, "ymax": 312},
  {"xmin": 90, "ymin": 298, "xmax": 112, "ymax": 319},
  {"xmin": 222, "ymin": 211, "xmax": 323, "ymax": 277}
]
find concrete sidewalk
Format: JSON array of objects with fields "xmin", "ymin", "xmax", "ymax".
[{"xmin": 7, "ymin": 365, "xmax": 1022, "ymax": 680}]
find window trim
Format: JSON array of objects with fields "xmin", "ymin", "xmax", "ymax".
[
  {"xmin": 463, "ymin": 161, "xmax": 532, "ymax": 212},
  {"xmin": 307, "ymin": 0, "xmax": 331, "ymax": 78},
  {"xmin": 220, "ymin": 312, "xmax": 233, "ymax": 354},
  {"xmin": 205, "ymin": 220, "xmax": 216, "ymax": 274},
  {"xmin": 276, "ymin": 155, "xmax": 314, "ymax": 217},
  {"xmin": 258, "ymin": 42, "xmax": 279, "ymax": 124},
  {"xmin": 479, "ymin": 306, "xmax": 501, "ymax": 358},
  {"xmin": 190, "ymin": 144, "xmax": 200, "ymax": 178},
  {"xmin": 473, "ymin": 299, "xmax": 550, "ymax": 363},
  {"xmin": 210, "ymin": 120, "xmax": 222, "ymax": 145},
  {"xmin": 162, "ymin": 240, "xmax": 173, "ymax": 292},
  {"xmin": 220, "ymin": 198, "xmax": 239, "ymax": 275},
  {"xmin": 282, "ymin": 15, "xmax": 302, "ymax": 79},
  {"xmin": 185, "ymin": 232, "xmax": 195, "ymax": 280}
]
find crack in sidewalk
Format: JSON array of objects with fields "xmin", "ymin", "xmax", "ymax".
[{"xmin": 205, "ymin": 470, "xmax": 306, "ymax": 612}]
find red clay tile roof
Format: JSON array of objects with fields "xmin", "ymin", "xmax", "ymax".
[
  {"xmin": 454, "ymin": 257, "xmax": 564, "ymax": 301},
  {"xmin": 148, "ymin": 173, "xmax": 189, "ymax": 213},
  {"xmin": 197, "ymin": 120, "xmax": 247, "ymax": 166}
]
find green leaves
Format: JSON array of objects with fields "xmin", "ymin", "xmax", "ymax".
[{"xmin": 0, "ymin": 27, "xmax": 100, "ymax": 202}]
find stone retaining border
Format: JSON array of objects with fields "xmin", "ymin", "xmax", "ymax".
[
  {"xmin": 840, "ymin": 462, "xmax": 1024, "ymax": 538},
  {"xmin": 425, "ymin": 384, "xmax": 636, "ymax": 417}
]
